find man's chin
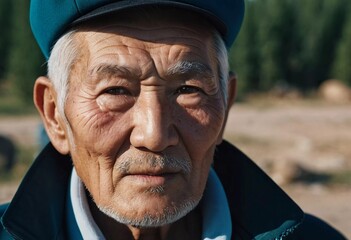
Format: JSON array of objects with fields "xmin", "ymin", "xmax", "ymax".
[{"xmin": 96, "ymin": 198, "xmax": 200, "ymax": 227}]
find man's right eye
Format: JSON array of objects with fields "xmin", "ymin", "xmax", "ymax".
[{"xmin": 104, "ymin": 87, "xmax": 131, "ymax": 95}]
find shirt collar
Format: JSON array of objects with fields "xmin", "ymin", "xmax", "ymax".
[
  {"xmin": 201, "ymin": 168, "xmax": 232, "ymax": 240},
  {"xmin": 70, "ymin": 167, "xmax": 232, "ymax": 240},
  {"xmin": 70, "ymin": 168, "xmax": 105, "ymax": 239}
]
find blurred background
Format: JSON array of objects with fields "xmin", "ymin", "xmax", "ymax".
[{"xmin": 0, "ymin": 0, "xmax": 350, "ymax": 238}]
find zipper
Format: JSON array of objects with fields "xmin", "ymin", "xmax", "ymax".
[{"xmin": 274, "ymin": 222, "xmax": 302, "ymax": 240}]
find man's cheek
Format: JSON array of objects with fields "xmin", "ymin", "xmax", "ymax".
[{"xmin": 181, "ymin": 106, "xmax": 224, "ymax": 138}]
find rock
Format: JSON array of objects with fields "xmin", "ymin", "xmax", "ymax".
[
  {"xmin": 319, "ymin": 79, "xmax": 351, "ymax": 103},
  {"xmin": 267, "ymin": 160, "xmax": 304, "ymax": 185}
]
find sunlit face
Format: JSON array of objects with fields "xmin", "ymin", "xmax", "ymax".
[{"xmin": 61, "ymin": 11, "xmax": 228, "ymax": 227}]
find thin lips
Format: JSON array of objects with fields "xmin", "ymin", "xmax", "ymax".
[{"xmin": 123, "ymin": 167, "xmax": 180, "ymax": 176}]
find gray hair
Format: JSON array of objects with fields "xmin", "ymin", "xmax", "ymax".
[
  {"xmin": 47, "ymin": 29, "xmax": 229, "ymax": 114},
  {"xmin": 47, "ymin": 31, "xmax": 78, "ymax": 117},
  {"xmin": 47, "ymin": 31, "xmax": 78, "ymax": 148},
  {"xmin": 212, "ymin": 31, "xmax": 229, "ymax": 105}
]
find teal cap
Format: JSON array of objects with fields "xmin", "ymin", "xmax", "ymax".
[{"xmin": 30, "ymin": 0, "xmax": 245, "ymax": 59}]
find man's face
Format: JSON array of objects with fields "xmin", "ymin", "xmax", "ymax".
[{"xmin": 61, "ymin": 12, "xmax": 228, "ymax": 226}]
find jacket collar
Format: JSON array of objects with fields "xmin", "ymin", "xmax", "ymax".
[
  {"xmin": 214, "ymin": 140, "xmax": 304, "ymax": 239},
  {"xmin": 1, "ymin": 143, "xmax": 72, "ymax": 240},
  {"xmin": 1, "ymin": 141, "xmax": 304, "ymax": 239}
]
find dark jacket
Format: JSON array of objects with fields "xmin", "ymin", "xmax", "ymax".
[{"xmin": 0, "ymin": 141, "xmax": 347, "ymax": 239}]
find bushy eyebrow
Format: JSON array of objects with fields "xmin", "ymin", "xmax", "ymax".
[
  {"xmin": 166, "ymin": 61, "xmax": 214, "ymax": 80},
  {"xmin": 88, "ymin": 61, "xmax": 215, "ymax": 84},
  {"xmin": 90, "ymin": 64, "xmax": 135, "ymax": 79}
]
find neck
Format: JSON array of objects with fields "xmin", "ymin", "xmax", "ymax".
[
  {"xmin": 87, "ymin": 196, "xmax": 202, "ymax": 240},
  {"xmin": 126, "ymin": 225, "xmax": 170, "ymax": 240}
]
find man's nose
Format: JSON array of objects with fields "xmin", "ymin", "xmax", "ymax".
[{"xmin": 130, "ymin": 93, "xmax": 179, "ymax": 152}]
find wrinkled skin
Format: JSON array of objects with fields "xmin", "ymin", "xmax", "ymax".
[{"xmin": 34, "ymin": 9, "xmax": 236, "ymax": 240}]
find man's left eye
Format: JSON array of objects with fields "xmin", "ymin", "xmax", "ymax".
[{"xmin": 176, "ymin": 85, "xmax": 203, "ymax": 94}]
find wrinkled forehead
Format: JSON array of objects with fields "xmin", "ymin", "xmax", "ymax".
[{"xmin": 68, "ymin": 6, "xmax": 218, "ymax": 72}]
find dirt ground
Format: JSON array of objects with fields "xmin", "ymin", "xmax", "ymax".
[
  {"xmin": 0, "ymin": 100, "xmax": 350, "ymax": 238},
  {"xmin": 224, "ymin": 101, "xmax": 351, "ymax": 238}
]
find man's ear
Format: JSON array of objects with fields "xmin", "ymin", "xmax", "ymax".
[
  {"xmin": 216, "ymin": 71, "xmax": 237, "ymax": 145},
  {"xmin": 33, "ymin": 76, "xmax": 70, "ymax": 155}
]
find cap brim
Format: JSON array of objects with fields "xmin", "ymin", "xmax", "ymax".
[{"xmin": 73, "ymin": 0, "xmax": 227, "ymax": 36}]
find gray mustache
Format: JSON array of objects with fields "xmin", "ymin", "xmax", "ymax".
[{"xmin": 117, "ymin": 153, "xmax": 192, "ymax": 174}]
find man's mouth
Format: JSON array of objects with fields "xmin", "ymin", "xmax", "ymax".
[{"xmin": 123, "ymin": 170, "xmax": 179, "ymax": 186}]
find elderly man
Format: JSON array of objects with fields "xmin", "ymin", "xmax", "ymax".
[{"xmin": 0, "ymin": 1, "xmax": 347, "ymax": 239}]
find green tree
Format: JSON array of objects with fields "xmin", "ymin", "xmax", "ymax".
[
  {"xmin": 230, "ymin": 0, "xmax": 298, "ymax": 94},
  {"xmin": 229, "ymin": 0, "xmax": 260, "ymax": 97},
  {"xmin": 7, "ymin": 0, "xmax": 45, "ymax": 103},
  {"xmin": 257, "ymin": 0, "xmax": 298, "ymax": 90},
  {"xmin": 331, "ymin": 4, "xmax": 351, "ymax": 86},
  {"xmin": 295, "ymin": 0, "xmax": 349, "ymax": 89},
  {"xmin": 230, "ymin": 0, "xmax": 351, "ymax": 97},
  {"xmin": 0, "ymin": 0, "xmax": 13, "ymax": 81}
]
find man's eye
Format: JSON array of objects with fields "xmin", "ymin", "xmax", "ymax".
[
  {"xmin": 176, "ymin": 86, "xmax": 203, "ymax": 94},
  {"xmin": 104, "ymin": 87, "xmax": 131, "ymax": 95}
]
